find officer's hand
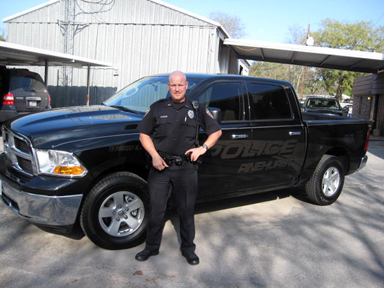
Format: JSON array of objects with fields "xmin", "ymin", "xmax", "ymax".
[
  {"xmin": 185, "ymin": 146, "xmax": 206, "ymax": 162},
  {"xmin": 152, "ymin": 154, "xmax": 168, "ymax": 171}
]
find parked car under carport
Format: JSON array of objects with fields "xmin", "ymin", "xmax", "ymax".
[{"xmin": 303, "ymin": 96, "xmax": 349, "ymax": 117}]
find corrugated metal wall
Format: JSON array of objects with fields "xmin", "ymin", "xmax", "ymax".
[{"xmin": 5, "ymin": 0, "xmax": 234, "ymax": 107}]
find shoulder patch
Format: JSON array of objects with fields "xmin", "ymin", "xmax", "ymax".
[
  {"xmin": 206, "ymin": 108, "xmax": 214, "ymax": 119},
  {"xmin": 143, "ymin": 108, "xmax": 151, "ymax": 118}
]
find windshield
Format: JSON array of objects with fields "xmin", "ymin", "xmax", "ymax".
[
  {"xmin": 104, "ymin": 75, "xmax": 202, "ymax": 113},
  {"xmin": 307, "ymin": 98, "xmax": 340, "ymax": 110}
]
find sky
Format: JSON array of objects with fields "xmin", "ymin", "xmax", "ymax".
[{"xmin": 1, "ymin": 0, "xmax": 384, "ymax": 43}]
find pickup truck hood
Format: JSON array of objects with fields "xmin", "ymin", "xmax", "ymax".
[{"xmin": 8, "ymin": 105, "xmax": 143, "ymax": 148}]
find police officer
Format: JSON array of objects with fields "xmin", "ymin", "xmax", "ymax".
[{"xmin": 135, "ymin": 71, "xmax": 222, "ymax": 265}]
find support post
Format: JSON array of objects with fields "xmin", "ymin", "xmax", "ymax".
[
  {"xmin": 44, "ymin": 59, "xmax": 49, "ymax": 85},
  {"xmin": 86, "ymin": 63, "xmax": 90, "ymax": 106}
]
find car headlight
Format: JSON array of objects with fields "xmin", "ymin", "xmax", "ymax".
[{"xmin": 36, "ymin": 149, "xmax": 88, "ymax": 178}]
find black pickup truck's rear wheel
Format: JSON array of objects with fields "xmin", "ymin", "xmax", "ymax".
[
  {"xmin": 80, "ymin": 172, "xmax": 148, "ymax": 250},
  {"xmin": 305, "ymin": 155, "xmax": 345, "ymax": 205}
]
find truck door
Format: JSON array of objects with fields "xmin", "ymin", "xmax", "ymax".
[
  {"xmin": 191, "ymin": 80, "xmax": 257, "ymax": 200},
  {"xmin": 245, "ymin": 82, "xmax": 306, "ymax": 189}
]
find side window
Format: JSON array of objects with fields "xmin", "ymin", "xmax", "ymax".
[
  {"xmin": 248, "ymin": 83, "xmax": 292, "ymax": 120},
  {"xmin": 196, "ymin": 82, "xmax": 244, "ymax": 121}
]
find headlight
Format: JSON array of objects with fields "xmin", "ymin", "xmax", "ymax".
[{"xmin": 36, "ymin": 149, "xmax": 88, "ymax": 178}]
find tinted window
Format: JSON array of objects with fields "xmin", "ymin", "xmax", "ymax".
[
  {"xmin": 30, "ymin": 78, "xmax": 48, "ymax": 93},
  {"xmin": 9, "ymin": 76, "xmax": 46, "ymax": 93},
  {"xmin": 248, "ymin": 83, "xmax": 292, "ymax": 120},
  {"xmin": 196, "ymin": 82, "xmax": 244, "ymax": 121}
]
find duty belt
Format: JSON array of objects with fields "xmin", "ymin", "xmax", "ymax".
[
  {"xmin": 161, "ymin": 154, "xmax": 190, "ymax": 166},
  {"xmin": 160, "ymin": 152, "xmax": 201, "ymax": 166}
]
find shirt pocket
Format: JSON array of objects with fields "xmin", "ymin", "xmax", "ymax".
[
  {"xmin": 154, "ymin": 116, "xmax": 172, "ymax": 138},
  {"xmin": 181, "ymin": 116, "xmax": 198, "ymax": 139}
]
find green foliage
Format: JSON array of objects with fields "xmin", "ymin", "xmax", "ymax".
[
  {"xmin": 0, "ymin": 28, "xmax": 6, "ymax": 41},
  {"xmin": 250, "ymin": 62, "xmax": 324, "ymax": 97},
  {"xmin": 252, "ymin": 19, "xmax": 384, "ymax": 98},
  {"xmin": 311, "ymin": 19, "xmax": 383, "ymax": 98},
  {"xmin": 313, "ymin": 18, "xmax": 384, "ymax": 52}
]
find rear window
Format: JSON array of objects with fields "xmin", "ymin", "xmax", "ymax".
[{"xmin": 10, "ymin": 76, "xmax": 47, "ymax": 93}]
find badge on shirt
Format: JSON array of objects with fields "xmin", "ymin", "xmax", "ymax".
[{"xmin": 188, "ymin": 110, "xmax": 194, "ymax": 119}]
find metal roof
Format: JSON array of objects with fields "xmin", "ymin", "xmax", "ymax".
[
  {"xmin": 224, "ymin": 39, "xmax": 384, "ymax": 74},
  {"xmin": 2, "ymin": 0, "xmax": 230, "ymax": 39},
  {"xmin": 0, "ymin": 41, "xmax": 111, "ymax": 68},
  {"xmin": 2, "ymin": 0, "xmax": 59, "ymax": 23}
]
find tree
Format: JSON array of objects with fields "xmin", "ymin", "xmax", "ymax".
[
  {"xmin": 209, "ymin": 12, "xmax": 246, "ymax": 39},
  {"xmin": 285, "ymin": 24, "xmax": 306, "ymax": 45},
  {"xmin": 252, "ymin": 20, "xmax": 384, "ymax": 98},
  {"xmin": 0, "ymin": 28, "xmax": 5, "ymax": 41},
  {"xmin": 314, "ymin": 18, "xmax": 384, "ymax": 52},
  {"xmin": 250, "ymin": 25, "xmax": 308, "ymax": 95},
  {"xmin": 312, "ymin": 19, "xmax": 384, "ymax": 99}
]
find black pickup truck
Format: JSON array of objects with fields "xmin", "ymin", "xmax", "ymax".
[{"xmin": 0, "ymin": 74, "xmax": 369, "ymax": 250}]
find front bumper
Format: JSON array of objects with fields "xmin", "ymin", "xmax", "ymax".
[{"xmin": 1, "ymin": 179, "xmax": 83, "ymax": 226}]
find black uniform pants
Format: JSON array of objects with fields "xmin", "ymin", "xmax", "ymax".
[{"xmin": 145, "ymin": 161, "xmax": 198, "ymax": 254}]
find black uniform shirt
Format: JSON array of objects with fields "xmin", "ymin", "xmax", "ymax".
[{"xmin": 137, "ymin": 97, "xmax": 221, "ymax": 156}]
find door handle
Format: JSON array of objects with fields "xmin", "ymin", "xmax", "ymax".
[
  {"xmin": 289, "ymin": 131, "xmax": 302, "ymax": 136},
  {"xmin": 232, "ymin": 134, "xmax": 249, "ymax": 139}
]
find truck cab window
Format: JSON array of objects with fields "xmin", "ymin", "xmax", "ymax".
[
  {"xmin": 197, "ymin": 82, "xmax": 244, "ymax": 121},
  {"xmin": 248, "ymin": 83, "xmax": 292, "ymax": 120}
]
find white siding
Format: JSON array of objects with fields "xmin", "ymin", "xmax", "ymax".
[{"xmin": 5, "ymin": 0, "xmax": 231, "ymax": 106}]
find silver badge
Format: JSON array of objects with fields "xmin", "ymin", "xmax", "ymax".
[{"xmin": 188, "ymin": 110, "xmax": 194, "ymax": 119}]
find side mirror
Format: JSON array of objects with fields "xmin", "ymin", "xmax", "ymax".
[{"xmin": 207, "ymin": 107, "xmax": 222, "ymax": 124}]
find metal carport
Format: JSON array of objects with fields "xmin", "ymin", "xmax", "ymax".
[
  {"xmin": 0, "ymin": 41, "xmax": 111, "ymax": 105},
  {"xmin": 224, "ymin": 39, "xmax": 384, "ymax": 74}
]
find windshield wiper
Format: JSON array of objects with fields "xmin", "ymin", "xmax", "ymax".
[{"xmin": 110, "ymin": 105, "xmax": 138, "ymax": 114}]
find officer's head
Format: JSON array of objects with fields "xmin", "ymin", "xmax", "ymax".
[{"xmin": 168, "ymin": 71, "xmax": 189, "ymax": 103}]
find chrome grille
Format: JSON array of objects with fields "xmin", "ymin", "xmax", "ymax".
[
  {"xmin": 2, "ymin": 127, "xmax": 35, "ymax": 177},
  {"xmin": 16, "ymin": 156, "xmax": 33, "ymax": 174},
  {"xmin": 14, "ymin": 137, "xmax": 30, "ymax": 154}
]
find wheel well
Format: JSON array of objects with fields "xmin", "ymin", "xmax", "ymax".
[
  {"xmin": 90, "ymin": 163, "xmax": 148, "ymax": 194},
  {"xmin": 323, "ymin": 147, "xmax": 349, "ymax": 173}
]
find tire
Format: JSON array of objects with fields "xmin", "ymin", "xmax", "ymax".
[
  {"xmin": 305, "ymin": 155, "xmax": 345, "ymax": 205},
  {"xmin": 80, "ymin": 172, "xmax": 149, "ymax": 250}
]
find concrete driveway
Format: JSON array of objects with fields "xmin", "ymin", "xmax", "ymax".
[{"xmin": 0, "ymin": 137, "xmax": 383, "ymax": 287}]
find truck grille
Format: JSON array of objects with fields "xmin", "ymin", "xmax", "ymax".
[
  {"xmin": 14, "ymin": 137, "xmax": 30, "ymax": 154},
  {"xmin": 2, "ymin": 127, "xmax": 35, "ymax": 176}
]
